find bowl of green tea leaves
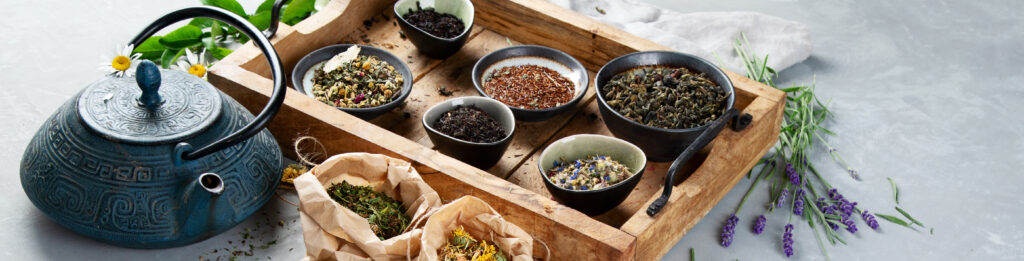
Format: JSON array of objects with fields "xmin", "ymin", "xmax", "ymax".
[
  {"xmin": 326, "ymin": 181, "xmax": 411, "ymax": 240},
  {"xmin": 595, "ymin": 51, "xmax": 735, "ymax": 161},
  {"xmin": 293, "ymin": 44, "xmax": 414, "ymax": 120}
]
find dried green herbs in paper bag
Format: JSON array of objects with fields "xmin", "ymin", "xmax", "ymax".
[{"xmin": 327, "ymin": 181, "xmax": 411, "ymax": 240}]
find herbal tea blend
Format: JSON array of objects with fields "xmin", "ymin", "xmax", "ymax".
[
  {"xmin": 434, "ymin": 105, "xmax": 506, "ymax": 143},
  {"xmin": 326, "ymin": 181, "xmax": 411, "ymax": 240},
  {"xmin": 601, "ymin": 66, "xmax": 728, "ymax": 129},
  {"xmin": 483, "ymin": 65, "xmax": 574, "ymax": 109},
  {"xmin": 439, "ymin": 226, "xmax": 508, "ymax": 261},
  {"xmin": 311, "ymin": 47, "xmax": 403, "ymax": 108},
  {"xmin": 547, "ymin": 155, "xmax": 632, "ymax": 191},
  {"xmin": 402, "ymin": 2, "xmax": 466, "ymax": 39}
]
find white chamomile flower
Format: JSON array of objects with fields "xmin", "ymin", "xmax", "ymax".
[
  {"xmin": 99, "ymin": 44, "xmax": 141, "ymax": 78},
  {"xmin": 175, "ymin": 48, "xmax": 210, "ymax": 79}
]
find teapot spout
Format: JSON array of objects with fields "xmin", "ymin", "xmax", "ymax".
[
  {"xmin": 196, "ymin": 173, "xmax": 224, "ymax": 195},
  {"xmin": 179, "ymin": 172, "xmax": 229, "ymax": 237}
]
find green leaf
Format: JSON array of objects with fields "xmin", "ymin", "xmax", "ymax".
[
  {"xmin": 133, "ymin": 36, "xmax": 166, "ymax": 60},
  {"xmin": 209, "ymin": 47, "xmax": 234, "ymax": 60},
  {"xmin": 689, "ymin": 248, "xmax": 695, "ymax": 261},
  {"xmin": 282, "ymin": 0, "xmax": 316, "ymax": 25},
  {"xmin": 888, "ymin": 177, "xmax": 900, "ymax": 205},
  {"xmin": 257, "ymin": 0, "xmax": 277, "ymax": 13},
  {"xmin": 212, "ymin": 21, "xmax": 226, "ymax": 41},
  {"xmin": 159, "ymin": 25, "xmax": 203, "ymax": 48},
  {"xmin": 875, "ymin": 213, "xmax": 912, "ymax": 227},
  {"xmin": 200, "ymin": 0, "xmax": 248, "ymax": 19},
  {"xmin": 248, "ymin": 10, "xmax": 272, "ymax": 30},
  {"xmin": 160, "ymin": 49, "xmax": 179, "ymax": 69},
  {"xmin": 895, "ymin": 206, "xmax": 924, "ymax": 227},
  {"xmin": 188, "ymin": 18, "xmax": 214, "ymax": 28}
]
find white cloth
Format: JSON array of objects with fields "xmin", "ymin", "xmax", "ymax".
[{"xmin": 547, "ymin": 0, "xmax": 812, "ymax": 73}]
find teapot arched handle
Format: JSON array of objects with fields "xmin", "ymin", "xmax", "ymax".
[{"xmin": 128, "ymin": 5, "xmax": 285, "ymax": 161}]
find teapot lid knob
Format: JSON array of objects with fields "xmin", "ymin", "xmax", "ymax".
[{"xmin": 136, "ymin": 60, "xmax": 164, "ymax": 109}]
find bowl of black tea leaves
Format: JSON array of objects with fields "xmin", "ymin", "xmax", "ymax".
[
  {"xmin": 394, "ymin": 0, "xmax": 474, "ymax": 59},
  {"xmin": 595, "ymin": 51, "xmax": 735, "ymax": 161},
  {"xmin": 422, "ymin": 96, "xmax": 515, "ymax": 169}
]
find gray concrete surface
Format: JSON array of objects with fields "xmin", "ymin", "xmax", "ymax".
[{"xmin": 0, "ymin": 0, "xmax": 1021, "ymax": 260}]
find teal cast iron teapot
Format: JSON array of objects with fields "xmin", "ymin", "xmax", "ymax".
[{"xmin": 20, "ymin": 5, "xmax": 288, "ymax": 248}]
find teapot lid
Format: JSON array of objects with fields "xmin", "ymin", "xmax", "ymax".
[{"xmin": 77, "ymin": 61, "xmax": 222, "ymax": 144}]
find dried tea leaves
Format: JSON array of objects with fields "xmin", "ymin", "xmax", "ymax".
[
  {"xmin": 402, "ymin": 2, "xmax": 466, "ymax": 39},
  {"xmin": 483, "ymin": 65, "xmax": 574, "ymax": 110},
  {"xmin": 326, "ymin": 181, "xmax": 411, "ymax": 240},
  {"xmin": 439, "ymin": 226, "xmax": 508, "ymax": 261},
  {"xmin": 601, "ymin": 66, "xmax": 728, "ymax": 129},
  {"xmin": 312, "ymin": 52, "xmax": 404, "ymax": 108},
  {"xmin": 434, "ymin": 105, "xmax": 506, "ymax": 143},
  {"xmin": 547, "ymin": 155, "xmax": 632, "ymax": 191}
]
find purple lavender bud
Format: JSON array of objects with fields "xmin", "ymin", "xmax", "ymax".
[
  {"xmin": 785, "ymin": 163, "xmax": 801, "ymax": 185},
  {"xmin": 720, "ymin": 214, "xmax": 740, "ymax": 247},
  {"xmin": 862, "ymin": 210, "xmax": 880, "ymax": 230},
  {"xmin": 793, "ymin": 189, "xmax": 805, "ymax": 215},
  {"xmin": 776, "ymin": 188, "xmax": 790, "ymax": 207},
  {"xmin": 828, "ymin": 188, "xmax": 843, "ymax": 201},
  {"xmin": 840, "ymin": 201, "xmax": 857, "ymax": 217},
  {"xmin": 753, "ymin": 215, "xmax": 767, "ymax": 235},
  {"xmin": 782, "ymin": 224, "xmax": 795, "ymax": 257},
  {"xmin": 843, "ymin": 217, "xmax": 858, "ymax": 233},
  {"xmin": 816, "ymin": 197, "xmax": 827, "ymax": 209}
]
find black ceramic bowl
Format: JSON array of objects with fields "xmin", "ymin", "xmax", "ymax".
[
  {"xmin": 471, "ymin": 45, "xmax": 589, "ymax": 122},
  {"xmin": 594, "ymin": 51, "xmax": 735, "ymax": 162},
  {"xmin": 422, "ymin": 96, "xmax": 515, "ymax": 169},
  {"xmin": 292, "ymin": 44, "xmax": 414, "ymax": 121},
  {"xmin": 537, "ymin": 134, "xmax": 647, "ymax": 216},
  {"xmin": 394, "ymin": 0, "xmax": 474, "ymax": 59}
]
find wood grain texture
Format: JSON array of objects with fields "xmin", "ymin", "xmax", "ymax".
[{"xmin": 208, "ymin": 0, "xmax": 786, "ymax": 260}]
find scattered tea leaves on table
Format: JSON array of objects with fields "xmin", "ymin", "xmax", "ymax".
[
  {"xmin": 434, "ymin": 105, "xmax": 506, "ymax": 143},
  {"xmin": 280, "ymin": 164, "xmax": 307, "ymax": 185},
  {"xmin": 601, "ymin": 66, "xmax": 728, "ymax": 129},
  {"xmin": 483, "ymin": 65, "xmax": 574, "ymax": 109},
  {"xmin": 596, "ymin": 6, "xmax": 607, "ymax": 15},
  {"xmin": 439, "ymin": 226, "xmax": 508, "ymax": 261},
  {"xmin": 402, "ymin": 2, "xmax": 466, "ymax": 39},
  {"xmin": 874, "ymin": 213, "xmax": 912, "ymax": 228},
  {"xmin": 327, "ymin": 181, "xmax": 410, "ymax": 240}
]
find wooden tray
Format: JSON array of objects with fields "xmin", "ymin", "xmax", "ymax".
[{"xmin": 209, "ymin": 0, "xmax": 785, "ymax": 260}]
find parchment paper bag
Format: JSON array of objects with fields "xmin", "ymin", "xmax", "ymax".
[
  {"xmin": 417, "ymin": 196, "xmax": 533, "ymax": 261},
  {"xmin": 295, "ymin": 153, "xmax": 443, "ymax": 260}
]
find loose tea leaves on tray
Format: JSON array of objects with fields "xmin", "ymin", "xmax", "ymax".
[
  {"xmin": 326, "ymin": 181, "xmax": 410, "ymax": 240},
  {"xmin": 312, "ymin": 47, "xmax": 403, "ymax": 108},
  {"xmin": 483, "ymin": 65, "xmax": 574, "ymax": 109},
  {"xmin": 439, "ymin": 226, "xmax": 508, "ymax": 261},
  {"xmin": 402, "ymin": 2, "xmax": 466, "ymax": 39},
  {"xmin": 434, "ymin": 105, "xmax": 507, "ymax": 143},
  {"xmin": 601, "ymin": 66, "xmax": 728, "ymax": 129},
  {"xmin": 547, "ymin": 155, "xmax": 632, "ymax": 191}
]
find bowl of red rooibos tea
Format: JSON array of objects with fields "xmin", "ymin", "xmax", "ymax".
[{"xmin": 471, "ymin": 45, "xmax": 589, "ymax": 122}]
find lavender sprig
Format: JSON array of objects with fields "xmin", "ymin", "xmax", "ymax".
[
  {"xmin": 862, "ymin": 210, "xmax": 880, "ymax": 230},
  {"xmin": 793, "ymin": 189, "xmax": 805, "ymax": 215},
  {"xmin": 754, "ymin": 215, "xmax": 767, "ymax": 235},
  {"xmin": 721, "ymin": 214, "xmax": 740, "ymax": 247},
  {"xmin": 786, "ymin": 163, "xmax": 801, "ymax": 185},
  {"xmin": 782, "ymin": 224, "xmax": 795, "ymax": 258},
  {"xmin": 776, "ymin": 188, "xmax": 790, "ymax": 208}
]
